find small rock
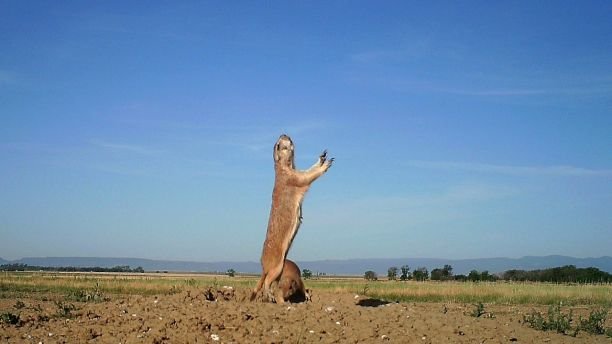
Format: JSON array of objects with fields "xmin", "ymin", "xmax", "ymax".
[
  {"xmin": 309, "ymin": 330, "xmax": 315, "ymax": 334},
  {"xmin": 325, "ymin": 306, "xmax": 334, "ymax": 312},
  {"xmin": 422, "ymin": 336, "xmax": 427, "ymax": 340},
  {"xmin": 354, "ymin": 295, "xmax": 360, "ymax": 299},
  {"xmin": 381, "ymin": 334, "xmax": 390, "ymax": 341},
  {"xmin": 335, "ymin": 321, "xmax": 341, "ymax": 325},
  {"xmin": 210, "ymin": 334, "xmax": 220, "ymax": 341},
  {"xmin": 509, "ymin": 338, "xmax": 517, "ymax": 342}
]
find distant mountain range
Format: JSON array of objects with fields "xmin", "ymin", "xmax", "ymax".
[{"xmin": 2, "ymin": 255, "xmax": 611, "ymax": 276}]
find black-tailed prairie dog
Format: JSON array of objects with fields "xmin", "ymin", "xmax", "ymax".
[
  {"xmin": 278, "ymin": 259, "xmax": 309, "ymax": 303},
  {"xmin": 251, "ymin": 134, "xmax": 333, "ymax": 302}
]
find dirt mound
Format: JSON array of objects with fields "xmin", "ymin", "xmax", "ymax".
[{"xmin": 1, "ymin": 286, "xmax": 609, "ymax": 343}]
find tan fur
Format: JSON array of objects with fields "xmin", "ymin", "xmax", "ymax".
[
  {"xmin": 251, "ymin": 134, "xmax": 333, "ymax": 302},
  {"xmin": 277, "ymin": 259, "xmax": 309, "ymax": 303}
]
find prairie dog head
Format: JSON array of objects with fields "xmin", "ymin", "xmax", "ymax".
[
  {"xmin": 279, "ymin": 259, "xmax": 308, "ymax": 302},
  {"xmin": 274, "ymin": 134, "xmax": 295, "ymax": 169}
]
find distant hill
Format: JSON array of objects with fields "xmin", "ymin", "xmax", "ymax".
[{"xmin": 2, "ymin": 255, "xmax": 611, "ymax": 276}]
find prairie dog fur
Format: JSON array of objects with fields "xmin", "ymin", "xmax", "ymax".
[
  {"xmin": 278, "ymin": 259, "xmax": 309, "ymax": 303},
  {"xmin": 250, "ymin": 134, "xmax": 333, "ymax": 302}
]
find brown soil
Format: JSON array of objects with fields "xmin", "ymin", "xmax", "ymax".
[{"xmin": 1, "ymin": 287, "xmax": 609, "ymax": 343}]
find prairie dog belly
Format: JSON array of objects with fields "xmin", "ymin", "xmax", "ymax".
[
  {"xmin": 263, "ymin": 191, "xmax": 304, "ymax": 259},
  {"xmin": 251, "ymin": 134, "xmax": 333, "ymax": 303}
]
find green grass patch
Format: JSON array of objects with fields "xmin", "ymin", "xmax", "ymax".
[{"xmin": 523, "ymin": 305, "xmax": 611, "ymax": 337}]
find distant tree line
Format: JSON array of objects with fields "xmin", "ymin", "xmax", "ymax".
[
  {"xmin": 366, "ymin": 264, "xmax": 611, "ymax": 284},
  {"xmin": 0, "ymin": 263, "xmax": 145, "ymax": 273},
  {"xmin": 501, "ymin": 265, "xmax": 612, "ymax": 283}
]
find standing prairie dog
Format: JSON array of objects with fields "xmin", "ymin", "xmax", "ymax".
[{"xmin": 250, "ymin": 134, "xmax": 333, "ymax": 302}]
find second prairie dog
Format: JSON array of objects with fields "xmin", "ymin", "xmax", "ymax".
[
  {"xmin": 278, "ymin": 259, "xmax": 309, "ymax": 303},
  {"xmin": 251, "ymin": 134, "xmax": 333, "ymax": 302}
]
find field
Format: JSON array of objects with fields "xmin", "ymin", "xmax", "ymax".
[{"xmin": 1, "ymin": 272, "xmax": 611, "ymax": 343}]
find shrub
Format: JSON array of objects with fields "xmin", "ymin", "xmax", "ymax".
[
  {"xmin": 523, "ymin": 310, "xmax": 547, "ymax": 331},
  {"xmin": 547, "ymin": 305, "xmax": 573, "ymax": 334},
  {"xmin": 523, "ymin": 305, "xmax": 575, "ymax": 336},
  {"xmin": 578, "ymin": 309, "xmax": 608, "ymax": 335}
]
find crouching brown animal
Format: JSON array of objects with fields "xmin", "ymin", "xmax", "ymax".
[
  {"xmin": 278, "ymin": 259, "xmax": 310, "ymax": 303},
  {"xmin": 250, "ymin": 134, "xmax": 333, "ymax": 303}
]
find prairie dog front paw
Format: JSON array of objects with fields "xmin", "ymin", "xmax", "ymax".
[
  {"xmin": 323, "ymin": 157, "xmax": 334, "ymax": 171},
  {"xmin": 319, "ymin": 150, "xmax": 328, "ymax": 165}
]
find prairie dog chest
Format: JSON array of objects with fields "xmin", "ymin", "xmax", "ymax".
[{"xmin": 268, "ymin": 184, "xmax": 307, "ymax": 237}]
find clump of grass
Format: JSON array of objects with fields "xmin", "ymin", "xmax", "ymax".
[
  {"xmin": 166, "ymin": 285, "xmax": 181, "ymax": 295},
  {"xmin": 66, "ymin": 283, "xmax": 109, "ymax": 302},
  {"xmin": 54, "ymin": 301, "xmax": 77, "ymax": 318},
  {"xmin": 546, "ymin": 304, "xmax": 574, "ymax": 335},
  {"xmin": 578, "ymin": 308, "xmax": 608, "ymax": 335},
  {"xmin": 184, "ymin": 278, "xmax": 197, "ymax": 287},
  {"xmin": 523, "ymin": 309, "xmax": 547, "ymax": 331},
  {"xmin": 361, "ymin": 284, "xmax": 370, "ymax": 297},
  {"xmin": 470, "ymin": 302, "xmax": 486, "ymax": 317},
  {"xmin": 0, "ymin": 312, "xmax": 20, "ymax": 325},
  {"xmin": 468, "ymin": 302, "xmax": 495, "ymax": 318},
  {"xmin": 524, "ymin": 305, "xmax": 612, "ymax": 337},
  {"xmin": 523, "ymin": 304, "xmax": 582, "ymax": 336}
]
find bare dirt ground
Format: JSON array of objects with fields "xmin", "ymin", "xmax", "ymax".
[{"xmin": 1, "ymin": 286, "xmax": 610, "ymax": 343}]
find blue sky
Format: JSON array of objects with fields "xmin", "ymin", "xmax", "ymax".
[{"xmin": 1, "ymin": 2, "xmax": 611, "ymax": 262}]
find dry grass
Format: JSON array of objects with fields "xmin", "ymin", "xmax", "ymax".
[
  {"xmin": 1, "ymin": 272, "xmax": 610, "ymax": 306},
  {"xmin": 0, "ymin": 271, "xmax": 252, "ymax": 299},
  {"xmin": 318, "ymin": 280, "xmax": 612, "ymax": 306}
]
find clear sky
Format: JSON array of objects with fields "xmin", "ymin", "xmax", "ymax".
[{"xmin": 1, "ymin": 2, "xmax": 611, "ymax": 262}]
